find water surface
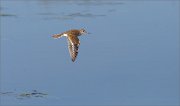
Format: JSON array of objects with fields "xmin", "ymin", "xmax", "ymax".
[{"xmin": 0, "ymin": 0, "xmax": 179, "ymax": 105}]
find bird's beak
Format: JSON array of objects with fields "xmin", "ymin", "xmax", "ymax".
[{"xmin": 87, "ymin": 32, "xmax": 91, "ymax": 34}]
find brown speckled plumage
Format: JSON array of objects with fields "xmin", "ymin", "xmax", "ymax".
[{"xmin": 52, "ymin": 29, "xmax": 87, "ymax": 62}]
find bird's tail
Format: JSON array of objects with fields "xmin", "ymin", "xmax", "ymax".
[{"xmin": 52, "ymin": 34, "xmax": 62, "ymax": 39}]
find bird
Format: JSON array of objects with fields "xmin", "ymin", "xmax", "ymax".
[{"xmin": 52, "ymin": 28, "xmax": 88, "ymax": 62}]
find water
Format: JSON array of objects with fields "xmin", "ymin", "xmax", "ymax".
[{"xmin": 0, "ymin": 0, "xmax": 179, "ymax": 105}]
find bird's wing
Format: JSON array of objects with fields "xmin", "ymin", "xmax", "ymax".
[{"xmin": 67, "ymin": 34, "xmax": 80, "ymax": 62}]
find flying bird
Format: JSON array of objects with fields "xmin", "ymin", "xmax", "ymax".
[{"xmin": 52, "ymin": 28, "xmax": 88, "ymax": 62}]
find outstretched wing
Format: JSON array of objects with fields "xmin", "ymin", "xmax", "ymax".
[{"xmin": 67, "ymin": 34, "xmax": 80, "ymax": 62}]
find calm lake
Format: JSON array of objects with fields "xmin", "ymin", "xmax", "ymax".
[{"xmin": 0, "ymin": 0, "xmax": 179, "ymax": 105}]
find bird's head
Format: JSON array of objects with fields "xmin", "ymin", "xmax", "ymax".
[{"xmin": 79, "ymin": 28, "xmax": 89, "ymax": 35}]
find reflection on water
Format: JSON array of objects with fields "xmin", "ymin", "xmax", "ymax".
[
  {"xmin": 39, "ymin": 12, "xmax": 106, "ymax": 20},
  {"xmin": 0, "ymin": 90, "xmax": 48, "ymax": 100},
  {"xmin": 0, "ymin": 0, "xmax": 122, "ymax": 20},
  {"xmin": 0, "ymin": 92, "xmax": 14, "ymax": 95},
  {"xmin": 18, "ymin": 90, "xmax": 48, "ymax": 99},
  {"xmin": 38, "ymin": 0, "xmax": 123, "ymax": 6},
  {"xmin": 67, "ymin": 13, "xmax": 105, "ymax": 17},
  {"xmin": 37, "ymin": 0, "xmax": 119, "ymax": 20},
  {"xmin": 76, "ymin": 2, "xmax": 123, "ymax": 6},
  {"xmin": 0, "ymin": 13, "xmax": 16, "ymax": 17}
]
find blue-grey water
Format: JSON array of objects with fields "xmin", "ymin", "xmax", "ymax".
[{"xmin": 0, "ymin": 0, "xmax": 179, "ymax": 105}]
